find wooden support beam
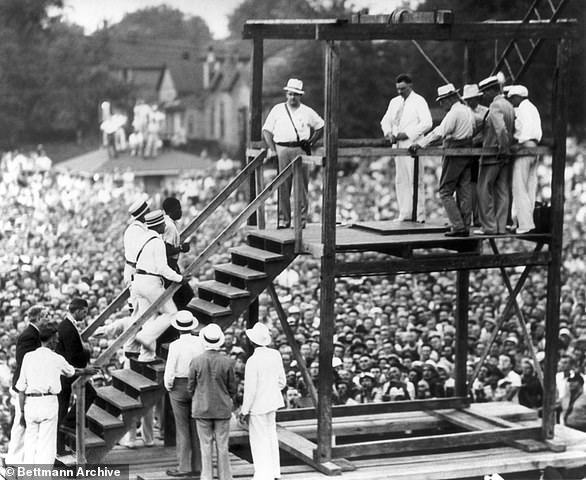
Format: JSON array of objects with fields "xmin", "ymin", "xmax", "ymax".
[
  {"xmin": 334, "ymin": 251, "xmax": 551, "ymax": 276},
  {"xmin": 276, "ymin": 425, "xmax": 345, "ymax": 475},
  {"xmin": 243, "ymin": 21, "xmax": 578, "ymax": 41},
  {"xmin": 248, "ymin": 36, "xmax": 263, "ymax": 227},
  {"xmin": 316, "ymin": 40, "xmax": 340, "ymax": 464},
  {"xmin": 543, "ymin": 38, "xmax": 570, "ymax": 441},
  {"xmin": 276, "ymin": 396, "xmax": 469, "ymax": 422},
  {"xmin": 329, "ymin": 426, "xmax": 542, "ymax": 458},
  {"xmin": 455, "ymin": 270, "xmax": 469, "ymax": 397},
  {"xmin": 267, "ymin": 284, "xmax": 317, "ymax": 407}
]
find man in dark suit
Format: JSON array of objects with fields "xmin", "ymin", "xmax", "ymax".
[
  {"xmin": 56, "ymin": 298, "xmax": 99, "ymax": 454},
  {"xmin": 5, "ymin": 306, "xmax": 46, "ymax": 465}
]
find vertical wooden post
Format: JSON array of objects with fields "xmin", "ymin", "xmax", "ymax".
[
  {"xmin": 463, "ymin": 42, "xmax": 476, "ymax": 84},
  {"xmin": 411, "ymin": 154, "xmax": 419, "ymax": 222},
  {"xmin": 248, "ymin": 35, "xmax": 263, "ymax": 227},
  {"xmin": 293, "ymin": 157, "xmax": 303, "ymax": 253},
  {"xmin": 75, "ymin": 380, "xmax": 86, "ymax": 465},
  {"xmin": 316, "ymin": 40, "xmax": 339, "ymax": 463},
  {"xmin": 542, "ymin": 38, "xmax": 570, "ymax": 441},
  {"xmin": 455, "ymin": 270, "xmax": 469, "ymax": 398}
]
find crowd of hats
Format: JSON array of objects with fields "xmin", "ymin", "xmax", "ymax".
[{"xmin": 1, "ymin": 134, "xmax": 586, "ymax": 444}]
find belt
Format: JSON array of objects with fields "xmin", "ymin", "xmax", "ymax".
[
  {"xmin": 135, "ymin": 269, "xmax": 162, "ymax": 278},
  {"xmin": 124, "ymin": 351, "xmax": 140, "ymax": 359},
  {"xmin": 126, "ymin": 260, "xmax": 137, "ymax": 267},
  {"xmin": 26, "ymin": 392, "xmax": 56, "ymax": 397},
  {"xmin": 276, "ymin": 141, "xmax": 305, "ymax": 147}
]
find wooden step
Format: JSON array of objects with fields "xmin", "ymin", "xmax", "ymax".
[
  {"xmin": 188, "ymin": 298, "xmax": 232, "ymax": 318},
  {"xmin": 229, "ymin": 245, "xmax": 285, "ymax": 263},
  {"xmin": 111, "ymin": 369, "xmax": 160, "ymax": 393},
  {"xmin": 96, "ymin": 386, "xmax": 143, "ymax": 411},
  {"xmin": 198, "ymin": 280, "xmax": 250, "ymax": 299},
  {"xmin": 62, "ymin": 427, "xmax": 106, "ymax": 448},
  {"xmin": 215, "ymin": 263, "xmax": 268, "ymax": 281},
  {"xmin": 247, "ymin": 229, "xmax": 295, "ymax": 245},
  {"xmin": 87, "ymin": 404, "xmax": 125, "ymax": 430}
]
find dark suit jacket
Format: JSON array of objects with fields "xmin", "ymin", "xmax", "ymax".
[
  {"xmin": 12, "ymin": 324, "xmax": 41, "ymax": 390},
  {"xmin": 56, "ymin": 317, "xmax": 90, "ymax": 369}
]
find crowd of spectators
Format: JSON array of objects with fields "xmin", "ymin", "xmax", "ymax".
[{"xmin": 1, "ymin": 138, "xmax": 586, "ymax": 451}]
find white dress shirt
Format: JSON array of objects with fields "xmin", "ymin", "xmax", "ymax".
[
  {"xmin": 262, "ymin": 103, "xmax": 324, "ymax": 143},
  {"xmin": 514, "ymin": 98, "xmax": 542, "ymax": 144},
  {"xmin": 16, "ymin": 347, "xmax": 75, "ymax": 394},
  {"xmin": 419, "ymin": 102, "xmax": 475, "ymax": 147},
  {"xmin": 123, "ymin": 220, "xmax": 151, "ymax": 284},
  {"xmin": 164, "ymin": 334, "xmax": 205, "ymax": 391},
  {"xmin": 380, "ymin": 91, "xmax": 432, "ymax": 141},
  {"xmin": 241, "ymin": 347, "xmax": 286, "ymax": 415},
  {"xmin": 135, "ymin": 233, "xmax": 182, "ymax": 283}
]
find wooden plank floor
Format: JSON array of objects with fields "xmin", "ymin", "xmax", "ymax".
[
  {"xmin": 102, "ymin": 403, "xmax": 586, "ymax": 480},
  {"xmin": 247, "ymin": 223, "xmax": 549, "ymax": 256}
]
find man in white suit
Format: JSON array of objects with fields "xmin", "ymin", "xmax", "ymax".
[{"xmin": 239, "ymin": 323, "xmax": 286, "ymax": 480}]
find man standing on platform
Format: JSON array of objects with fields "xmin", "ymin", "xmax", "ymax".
[
  {"xmin": 475, "ymin": 75, "xmax": 515, "ymax": 235},
  {"xmin": 380, "ymin": 73, "xmax": 432, "ymax": 223},
  {"xmin": 409, "ymin": 84, "xmax": 475, "ymax": 237},
  {"xmin": 506, "ymin": 85, "xmax": 542, "ymax": 234},
  {"xmin": 123, "ymin": 197, "xmax": 151, "ymax": 286},
  {"xmin": 164, "ymin": 311, "xmax": 204, "ymax": 477},
  {"xmin": 239, "ymin": 322, "xmax": 286, "ymax": 480},
  {"xmin": 262, "ymin": 78, "xmax": 324, "ymax": 229},
  {"xmin": 5, "ymin": 306, "xmax": 46, "ymax": 465},
  {"xmin": 188, "ymin": 323, "xmax": 237, "ymax": 480}
]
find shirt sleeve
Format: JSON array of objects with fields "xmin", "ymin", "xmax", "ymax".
[
  {"xmin": 60, "ymin": 357, "xmax": 75, "ymax": 378},
  {"xmin": 276, "ymin": 353, "xmax": 286, "ymax": 390},
  {"xmin": 307, "ymin": 107, "xmax": 324, "ymax": 130},
  {"xmin": 240, "ymin": 358, "xmax": 256, "ymax": 415},
  {"xmin": 15, "ymin": 354, "xmax": 29, "ymax": 392},
  {"xmin": 380, "ymin": 99, "xmax": 395, "ymax": 136},
  {"xmin": 164, "ymin": 342, "xmax": 177, "ymax": 391},
  {"xmin": 262, "ymin": 105, "xmax": 278, "ymax": 133},
  {"xmin": 152, "ymin": 239, "xmax": 182, "ymax": 282},
  {"xmin": 404, "ymin": 96, "xmax": 432, "ymax": 140}
]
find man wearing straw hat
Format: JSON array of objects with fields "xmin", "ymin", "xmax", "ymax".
[
  {"xmin": 410, "ymin": 83, "xmax": 475, "ymax": 237},
  {"xmin": 188, "ymin": 323, "xmax": 237, "ymax": 480},
  {"xmin": 123, "ymin": 197, "xmax": 151, "ymax": 286},
  {"xmin": 262, "ymin": 78, "xmax": 324, "ymax": 229},
  {"xmin": 133, "ymin": 210, "xmax": 184, "ymax": 361},
  {"xmin": 164, "ymin": 311, "xmax": 204, "ymax": 477},
  {"xmin": 239, "ymin": 322, "xmax": 286, "ymax": 480}
]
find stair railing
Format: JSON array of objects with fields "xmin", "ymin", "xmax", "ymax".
[
  {"xmin": 81, "ymin": 149, "xmax": 268, "ymax": 341},
  {"xmin": 72, "ymin": 153, "xmax": 308, "ymax": 465}
]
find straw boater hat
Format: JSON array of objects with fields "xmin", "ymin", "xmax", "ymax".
[
  {"xmin": 461, "ymin": 84, "xmax": 482, "ymax": 100},
  {"xmin": 435, "ymin": 83, "xmax": 458, "ymax": 102},
  {"xmin": 283, "ymin": 78, "xmax": 305, "ymax": 95},
  {"xmin": 245, "ymin": 322, "xmax": 271, "ymax": 347},
  {"xmin": 128, "ymin": 198, "xmax": 150, "ymax": 218},
  {"xmin": 201, "ymin": 323, "xmax": 225, "ymax": 350},
  {"xmin": 145, "ymin": 210, "xmax": 165, "ymax": 228},
  {"xmin": 171, "ymin": 311, "xmax": 198, "ymax": 332},
  {"xmin": 506, "ymin": 85, "xmax": 529, "ymax": 98},
  {"xmin": 478, "ymin": 75, "xmax": 500, "ymax": 91}
]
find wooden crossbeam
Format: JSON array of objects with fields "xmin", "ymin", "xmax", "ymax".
[
  {"xmin": 328, "ymin": 425, "xmax": 542, "ymax": 458},
  {"xmin": 276, "ymin": 397, "xmax": 468, "ymax": 422}
]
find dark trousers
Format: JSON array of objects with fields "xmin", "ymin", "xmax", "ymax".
[
  {"xmin": 439, "ymin": 155, "xmax": 473, "ymax": 231},
  {"xmin": 477, "ymin": 159, "xmax": 510, "ymax": 234}
]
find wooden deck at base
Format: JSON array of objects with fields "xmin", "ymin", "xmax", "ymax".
[{"xmin": 102, "ymin": 403, "xmax": 586, "ymax": 480}]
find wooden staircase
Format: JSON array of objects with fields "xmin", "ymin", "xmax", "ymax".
[{"xmin": 61, "ymin": 228, "xmax": 298, "ymax": 464}]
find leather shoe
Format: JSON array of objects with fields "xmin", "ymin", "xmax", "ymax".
[
  {"xmin": 445, "ymin": 229, "xmax": 469, "ymax": 237},
  {"xmin": 277, "ymin": 223, "xmax": 290, "ymax": 230},
  {"xmin": 166, "ymin": 470, "xmax": 192, "ymax": 477}
]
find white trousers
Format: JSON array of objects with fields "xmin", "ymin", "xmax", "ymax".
[
  {"xmin": 395, "ymin": 154, "xmax": 425, "ymax": 222},
  {"xmin": 512, "ymin": 152, "xmax": 538, "ymax": 233},
  {"xmin": 133, "ymin": 275, "xmax": 177, "ymax": 360},
  {"xmin": 23, "ymin": 396, "xmax": 59, "ymax": 465},
  {"xmin": 5, "ymin": 392, "xmax": 25, "ymax": 464},
  {"xmin": 249, "ymin": 411, "xmax": 280, "ymax": 480}
]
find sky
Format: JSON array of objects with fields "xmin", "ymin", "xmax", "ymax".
[{"xmin": 61, "ymin": 0, "xmax": 412, "ymax": 39}]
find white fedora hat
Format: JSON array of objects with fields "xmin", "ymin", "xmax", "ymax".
[
  {"xmin": 284, "ymin": 78, "xmax": 305, "ymax": 95},
  {"xmin": 462, "ymin": 84, "xmax": 482, "ymax": 100},
  {"xmin": 435, "ymin": 83, "xmax": 458, "ymax": 102},
  {"xmin": 245, "ymin": 322, "xmax": 271, "ymax": 347},
  {"xmin": 201, "ymin": 323, "xmax": 225, "ymax": 350},
  {"xmin": 171, "ymin": 310, "xmax": 198, "ymax": 332},
  {"xmin": 506, "ymin": 85, "xmax": 529, "ymax": 98}
]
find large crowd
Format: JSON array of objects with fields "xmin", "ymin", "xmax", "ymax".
[{"xmin": 1, "ymin": 136, "xmax": 585, "ymax": 451}]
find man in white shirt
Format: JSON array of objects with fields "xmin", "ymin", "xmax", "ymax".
[
  {"xmin": 239, "ymin": 323, "xmax": 286, "ymax": 480},
  {"xmin": 16, "ymin": 325, "xmax": 75, "ymax": 465},
  {"xmin": 410, "ymin": 84, "xmax": 475, "ymax": 236},
  {"xmin": 507, "ymin": 85, "xmax": 543, "ymax": 234},
  {"xmin": 262, "ymin": 78, "xmax": 324, "ymax": 229},
  {"xmin": 380, "ymin": 73, "xmax": 432, "ymax": 222},
  {"xmin": 134, "ymin": 210, "xmax": 184, "ymax": 361},
  {"xmin": 164, "ymin": 311, "xmax": 205, "ymax": 477},
  {"xmin": 497, "ymin": 354, "xmax": 521, "ymax": 402}
]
